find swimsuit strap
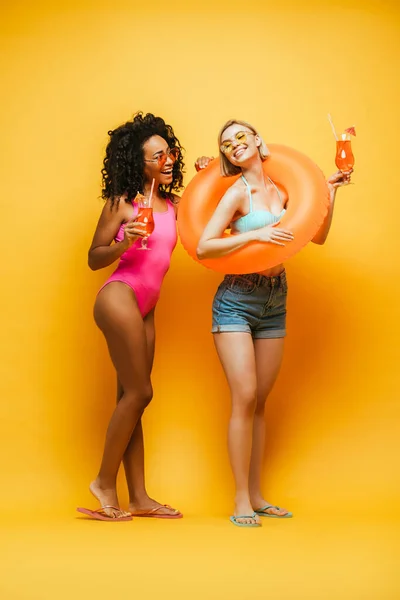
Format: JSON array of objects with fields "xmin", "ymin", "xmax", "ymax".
[
  {"xmin": 241, "ymin": 174, "xmax": 283, "ymax": 211},
  {"xmin": 241, "ymin": 175, "xmax": 253, "ymax": 212},
  {"xmin": 267, "ymin": 176, "xmax": 283, "ymax": 207}
]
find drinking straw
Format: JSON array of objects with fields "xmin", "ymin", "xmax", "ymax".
[{"xmin": 327, "ymin": 114, "xmax": 339, "ymax": 141}]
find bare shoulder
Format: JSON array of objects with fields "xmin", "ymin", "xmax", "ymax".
[
  {"xmin": 220, "ymin": 178, "xmax": 247, "ymax": 207},
  {"xmin": 168, "ymin": 192, "xmax": 180, "ymax": 218},
  {"xmin": 100, "ymin": 195, "xmax": 135, "ymax": 223},
  {"xmin": 169, "ymin": 192, "xmax": 181, "ymax": 205}
]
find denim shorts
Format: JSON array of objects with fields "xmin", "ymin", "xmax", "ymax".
[{"xmin": 211, "ymin": 271, "xmax": 287, "ymax": 339}]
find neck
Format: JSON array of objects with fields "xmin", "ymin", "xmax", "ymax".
[
  {"xmin": 143, "ymin": 179, "xmax": 161, "ymax": 197},
  {"xmin": 241, "ymin": 158, "xmax": 265, "ymax": 188}
]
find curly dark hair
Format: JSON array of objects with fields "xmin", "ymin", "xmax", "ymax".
[{"xmin": 101, "ymin": 112, "xmax": 185, "ymax": 207}]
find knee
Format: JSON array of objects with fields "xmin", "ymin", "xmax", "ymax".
[
  {"xmin": 232, "ymin": 387, "xmax": 257, "ymax": 416},
  {"xmin": 122, "ymin": 384, "xmax": 153, "ymax": 413},
  {"xmin": 140, "ymin": 384, "xmax": 153, "ymax": 409},
  {"xmin": 255, "ymin": 395, "xmax": 267, "ymax": 416}
]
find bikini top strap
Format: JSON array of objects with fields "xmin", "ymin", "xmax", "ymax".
[
  {"xmin": 241, "ymin": 175, "xmax": 253, "ymax": 212},
  {"xmin": 241, "ymin": 174, "xmax": 283, "ymax": 212},
  {"xmin": 267, "ymin": 176, "xmax": 283, "ymax": 207}
]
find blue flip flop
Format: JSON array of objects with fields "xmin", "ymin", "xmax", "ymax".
[
  {"xmin": 255, "ymin": 504, "xmax": 293, "ymax": 518},
  {"xmin": 229, "ymin": 512, "xmax": 261, "ymax": 527}
]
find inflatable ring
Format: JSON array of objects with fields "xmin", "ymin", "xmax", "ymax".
[{"xmin": 178, "ymin": 144, "xmax": 330, "ymax": 274}]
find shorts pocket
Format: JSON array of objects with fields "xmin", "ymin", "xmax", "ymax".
[
  {"xmin": 227, "ymin": 276, "xmax": 256, "ymax": 295},
  {"xmin": 212, "ymin": 283, "xmax": 228, "ymax": 311}
]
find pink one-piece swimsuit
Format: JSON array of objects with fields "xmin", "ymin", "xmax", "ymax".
[{"xmin": 98, "ymin": 198, "xmax": 177, "ymax": 317}]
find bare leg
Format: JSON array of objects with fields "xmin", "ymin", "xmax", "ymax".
[
  {"xmin": 90, "ymin": 283, "xmax": 152, "ymax": 518},
  {"xmin": 249, "ymin": 337, "xmax": 289, "ymax": 516},
  {"xmin": 120, "ymin": 309, "xmax": 155, "ymax": 505},
  {"xmin": 213, "ymin": 332, "xmax": 260, "ymax": 525},
  {"xmin": 120, "ymin": 310, "xmax": 181, "ymax": 516}
]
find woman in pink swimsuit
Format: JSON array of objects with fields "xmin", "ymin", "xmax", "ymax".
[{"xmin": 80, "ymin": 112, "xmax": 184, "ymax": 521}]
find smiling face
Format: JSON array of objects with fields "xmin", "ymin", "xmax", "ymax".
[
  {"xmin": 218, "ymin": 119, "xmax": 270, "ymax": 177},
  {"xmin": 142, "ymin": 135, "xmax": 176, "ymax": 187},
  {"xmin": 220, "ymin": 123, "xmax": 261, "ymax": 167}
]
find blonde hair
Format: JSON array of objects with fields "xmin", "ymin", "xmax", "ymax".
[{"xmin": 218, "ymin": 119, "xmax": 269, "ymax": 177}]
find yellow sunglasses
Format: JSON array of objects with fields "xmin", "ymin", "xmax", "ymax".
[{"xmin": 220, "ymin": 131, "xmax": 256, "ymax": 155}]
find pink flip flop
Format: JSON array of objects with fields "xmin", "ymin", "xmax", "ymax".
[
  {"xmin": 130, "ymin": 504, "xmax": 183, "ymax": 519},
  {"xmin": 76, "ymin": 505, "xmax": 133, "ymax": 522}
]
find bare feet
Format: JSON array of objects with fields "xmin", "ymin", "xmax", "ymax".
[
  {"xmin": 251, "ymin": 495, "xmax": 291, "ymax": 517},
  {"xmin": 233, "ymin": 496, "xmax": 261, "ymax": 525},
  {"xmin": 129, "ymin": 495, "xmax": 181, "ymax": 517},
  {"xmin": 89, "ymin": 480, "xmax": 131, "ymax": 519}
]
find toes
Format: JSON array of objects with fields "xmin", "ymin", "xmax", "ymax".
[
  {"xmin": 265, "ymin": 506, "xmax": 288, "ymax": 516},
  {"xmin": 275, "ymin": 507, "xmax": 288, "ymax": 516},
  {"xmin": 235, "ymin": 517, "xmax": 259, "ymax": 525},
  {"xmin": 274, "ymin": 510, "xmax": 287, "ymax": 517},
  {"xmin": 162, "ymin": 505, "xmax": 180, "ymax": 515},
  {"xmin": 158, "ymin": 505, "xmax": 180, "ymax": 516},
  {"xmin": 104, "ymin": 508, "xmax": 129, "ymax": 519}
]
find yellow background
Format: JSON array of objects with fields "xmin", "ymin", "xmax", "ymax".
[{"xmin": 1, "ymin": 0, "xmax": 399, "ymax": 598}]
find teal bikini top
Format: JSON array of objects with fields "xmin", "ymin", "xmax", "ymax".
[{"xmin": 230, "ymin": 175, "xmax": 286, "ymax": 234}]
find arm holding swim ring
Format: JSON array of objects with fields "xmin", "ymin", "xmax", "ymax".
[{"xmin": 197, "ymin": 185, "xmax": 294, "ymax": 260}]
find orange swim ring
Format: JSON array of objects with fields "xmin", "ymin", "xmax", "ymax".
[{"xmin": 178, "ymin": 144, "xmax": 330, "ymax": 274}]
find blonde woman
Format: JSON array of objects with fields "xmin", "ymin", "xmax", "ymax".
[{"xmin": 196, "ymin": 120, "xmax": 351, "ymax": 527}]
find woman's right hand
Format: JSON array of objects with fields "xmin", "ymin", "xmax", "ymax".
[
  {"xmin": 195, "ymin": 156, "xmax": 214, "ymax": 172},
  {"xmin": 254, "ymin": 222, "xmax": 294, "ymax": 246},
  {"xmin": 122, "ymin": 218, "xmax": 147, "ymax": 248}
]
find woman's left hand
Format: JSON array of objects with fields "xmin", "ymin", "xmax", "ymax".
[{"xmin": 327, "ymin": 169, "xmax": 353, "ymax": 192}]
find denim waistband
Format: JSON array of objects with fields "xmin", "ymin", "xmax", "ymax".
[{"xmin": 224, "ymin": 270, "xmax": 286, "ymax": 288}]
